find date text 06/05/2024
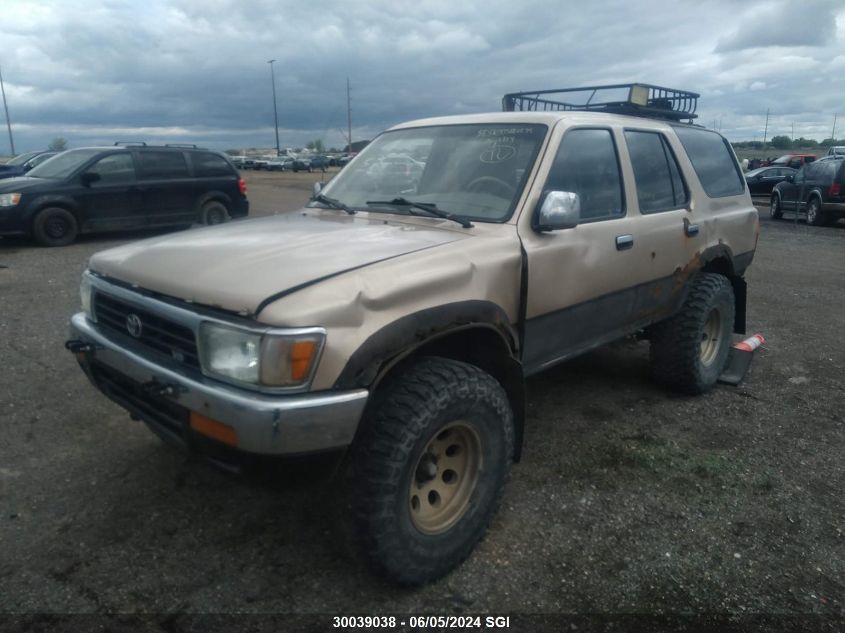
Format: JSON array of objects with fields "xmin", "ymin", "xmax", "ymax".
[{"xmin": 332, "ymin": 615, "xmax": 511, "ymax": 629}]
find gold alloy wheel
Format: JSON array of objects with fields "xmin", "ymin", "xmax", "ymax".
[
  {"xmin": 409, "ymin": 421, "xmax": 483, "ymax": 535},
  {"xmin": 700, "ymin": 308, "xmax": 722, "ymax": 366}
]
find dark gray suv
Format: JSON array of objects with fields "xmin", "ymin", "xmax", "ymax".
[
  {"xmin": 0, "ymin": 144, "xmax": 249, "ymax": 246},
  {"xmin": 770, "ymin": 157, "xmax": 845, "ymax": 226}
]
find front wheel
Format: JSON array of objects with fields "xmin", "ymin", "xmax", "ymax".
[
  {"xmin": 650, "ymin": 272, "xmax": 735, "ymax": 395},
  {"xmin": 32, "ymin": 207, "xmax": 78, "ymax": 247},
  {"xmin": 351, "ymin": 357, "xmax": 514, "ymax": 586}
]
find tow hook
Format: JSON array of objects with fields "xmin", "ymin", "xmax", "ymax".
[
  {"xmin": 65, "ymin": 339, "xmax": 94, "ymax": 354},
  {"xmin": 141, "ymin": 379, "xmax": 185, "ymax": 399}
]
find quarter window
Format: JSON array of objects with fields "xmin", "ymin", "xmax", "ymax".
[
  {"xmin": 137, "ymin": 151, "xmax": 189, "ymax": 179},
  {"xmin": 624, "ymin": 130, "xmax": 688, "ymax": 213},
  {"xmin": 673, "ymin": 126, "xmax": 744, "ymax": 198},
  {"xmin": 545, "ymin": 128, "xmax": 624, "ymax": 222},
  {"xmin": 193, "ymin": 152, "xmax": 233, "ymax": 177}
]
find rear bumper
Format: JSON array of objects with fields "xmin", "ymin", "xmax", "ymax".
[
  {"xmin": 231, "ymin": 197, "xmax": 249, "ymax": 219},
  {"xmin": 69, "ymin": 312, "xmax": 368, "ymax": 456}
]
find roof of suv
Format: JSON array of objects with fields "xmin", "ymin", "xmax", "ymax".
[{"xmin": 389, "ymin": 111, "xmax": 703, "ymax": 132}]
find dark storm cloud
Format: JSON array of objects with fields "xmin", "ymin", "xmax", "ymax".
[{"xmin": 1, "ymin": 0, "xmax": 844, "ymax": 152}]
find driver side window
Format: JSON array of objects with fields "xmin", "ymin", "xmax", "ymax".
[
  {"xmin": 88, "ymin": 153, "xmax": 136, "ymax": 185},
  {"xmin": 544, "ymin": 128, "xmax": 625, "ymax": 222}
]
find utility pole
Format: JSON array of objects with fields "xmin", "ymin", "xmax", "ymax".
[
  {"xmin": 832, "ymin": 114, "xmax": 838, "ymax": 143},
  {"xmin": 267, "ymin": 59, "xmax": 280, "ymax": 155},
  {"xmin": 346, "ymin": 77, "xmax": 352, "ymax": 153},
  {"xmin": 0, "ymin": 65, "xmax": 15, "ymax": 156},
  {"xmin": 762, "ymin": 108, "xmax": 770, "ymax": 145}
]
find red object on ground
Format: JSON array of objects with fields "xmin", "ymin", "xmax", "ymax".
[{"xmin": 733, "ymin": 334, "xmax": 765, "ymax": 353}]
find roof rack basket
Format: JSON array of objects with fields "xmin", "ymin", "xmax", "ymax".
[{"xmin": 502, "ymin": 83, "xmax": 699, "ymax": 122}]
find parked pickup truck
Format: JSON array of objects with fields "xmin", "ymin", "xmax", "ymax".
[{"xmin": 66, "ymin": 84, "xmax": 758, "ymax": 586}]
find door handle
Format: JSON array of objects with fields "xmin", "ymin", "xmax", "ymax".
[
  {"xmin": 615, "ymin": 234, "xmax": 634, "ymax": 251},
  {"xmin": 685, "ymin": 223, "xmax": 700, "ymax": 237}
]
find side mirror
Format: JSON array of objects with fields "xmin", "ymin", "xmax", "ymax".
[
  {"xmin": 312, "ymin": 181, "xmax": 323, "ymax": 196},
  {"xmin": 784, "ymin": 174, "xmax": 794, "ymax": 182},
  {"xmin": 533, "ymin": 191, "xmax": 580, "ymax": 232},
  {"xmin": 80, "ymin": 172, "xmax": 101, "ymax": 186}
]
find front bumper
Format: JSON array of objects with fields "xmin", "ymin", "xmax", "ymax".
[
  {"xmin": 69, "ymin": 312, "xmax": 368, "ymax": 456},
  {"xmin": 0, "ymin": 206, "xmax": 27, "ymax": 236}
]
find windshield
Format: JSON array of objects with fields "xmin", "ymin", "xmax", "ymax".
[
  {"xmin": 5, "ymin": 151, "xmax": 40, "ymax": 166},
  {"xmin": 318, "ymin": 123, "xmax": 547, "ymax": 222},
  {"xmin": 27, "ymin": 149, "xmax": 103, "ymax": 179}
]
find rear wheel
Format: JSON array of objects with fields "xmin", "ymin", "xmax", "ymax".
[
  {"xmin": 806, "ymin": 197, "xmax": 824, "ymax": 226},
  {"xmin": 200, "ymin": 200, "xmax": 229, "ymax": 225},
  {"xmin": 769, "ymin": 195, "xmax": 782, "ymax": 219},
  {"xmin": 352, "ymin": 357, "xmax": 514, "ymax": 586},
  {"xmin": 650, "ymin": 272, "xmax": 735, "ymax": 395},
  {"xmin": 32, "ymin": 207, "xmax": 78, "ymax": 247}
]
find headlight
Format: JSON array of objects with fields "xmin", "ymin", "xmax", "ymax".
[
  {"xmin": 198, "ymin": 322, "xmax": 324, "ymax": 389},
  {"xmin": 80, "ymin": 273, "xmax": 96, "ymax": 322},
  {"xmin": 0, "ymin": 193, "xmax": 21, "ymax": 207}
]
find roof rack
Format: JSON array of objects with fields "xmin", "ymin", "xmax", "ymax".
[
  {"xmin": 165, "ymin": 143, "xmax": 201, "ymax": 148},
  {"xmin": 502, "ymin": 83, "xmax": 699, "ymax": 123},
  {"xmin": 114, "ymin": 141, "xmax": 147, "ymax": 146}
]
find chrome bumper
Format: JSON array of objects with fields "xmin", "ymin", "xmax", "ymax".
[{"xmin": 69, "ymin": 312, "xmax": 368, "ymax": 455}]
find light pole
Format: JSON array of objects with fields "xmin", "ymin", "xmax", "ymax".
[
  {"xmin": 267, "ymin": 59, "xmax": 280, "ymax": 155},
  {"xmin": 0, "ymin": 65, "xmax": 14, "ymax": 156}
]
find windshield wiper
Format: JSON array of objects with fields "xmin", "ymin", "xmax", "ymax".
[
  {"xmin": 311, "ymin": 192, "xmax": 356, "ymax": 215},
  {"xmin": 365, "ymin": 197, "xmax": 473, "ymax": 228}
]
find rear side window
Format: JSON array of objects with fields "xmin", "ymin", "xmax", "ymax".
[
  {"xmin": 193, "ymin": 152, "xmax": 234, "ymax": 177},
  {"xmin": 624, "ymin": 130, "xmax": 688, "ymax": 213},
  {"xmin": 673, "ymin": 126, "xmax": 744, "ymax": 198},
  {"xmin": 545, "ymin": 128, "xmax": 624, "ymax": 222},
  {"xmin": 137, "ymin": 151, "xmax": 189, "ymax": 179}
]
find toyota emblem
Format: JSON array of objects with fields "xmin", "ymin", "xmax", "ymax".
[{"xmin": 125, "ymin": 313, "xmax": 143, "ymax": 338}]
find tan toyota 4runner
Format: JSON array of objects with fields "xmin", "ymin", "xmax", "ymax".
[{"xmin": 66, "ymin": 84, "xmax": 759, "ymax": 585}]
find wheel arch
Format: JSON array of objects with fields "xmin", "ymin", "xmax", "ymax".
[
  {"xmin": 336, "ymin": 301, "xmax": 527, "ymax": 461},
  {"xmin": 196, "ymin": 190, "xmax": 233, "ymax": 211},
  {"xmin": 26, "ymin": 197, "xmax": 82, "ymax": 232}
]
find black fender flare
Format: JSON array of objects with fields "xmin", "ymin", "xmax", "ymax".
[
  {"xmin": 336, "ymin": 300, "xmax": 527, "ymax": 460},
  {"xmin": 334, "ymin": 300, "xmax": 519, "ymax": 390}
]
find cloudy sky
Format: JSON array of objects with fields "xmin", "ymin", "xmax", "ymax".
[{"xmin": 2, "ymin": 0, "xmax": 844, "ymax": 153}]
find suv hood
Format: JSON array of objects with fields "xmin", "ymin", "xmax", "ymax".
[
  {"xmin": 0, "ymin": 176, "xmax": 47, "ymax": 191},
  {"xmin": 89, "ymin": 212, "xmax": 470, "ymax": 316}
]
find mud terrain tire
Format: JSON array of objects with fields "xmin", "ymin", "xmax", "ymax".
[
  {"xmin": 351, "ymin": 357, "xmax": 514, "ymax": 586},
  {"xmin": 650, "ymin": 273, "xmax": 735, "ymax": 395}
]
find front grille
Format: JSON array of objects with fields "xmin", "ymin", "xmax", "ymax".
[
  {"xmin": 94, "ymin": 293, "xmax": 200, "ymax": 369},
  {"xmin": 90, "ymin": 363, "xmax": 189, "ymax": 439}
]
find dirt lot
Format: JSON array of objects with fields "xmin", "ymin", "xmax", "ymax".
[{"xmin": 0, "ymin": 170, "xmax": 843, "ymax": 625}]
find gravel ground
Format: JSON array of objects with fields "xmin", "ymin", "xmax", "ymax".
[{"xmin": 0, "ymin": 173, "xmax": 843, "ymax": 626}]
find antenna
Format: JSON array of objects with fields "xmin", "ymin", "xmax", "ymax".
[{"xmin": 347, "ymin": 77, "xmax": 352, "ymax": 153}]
